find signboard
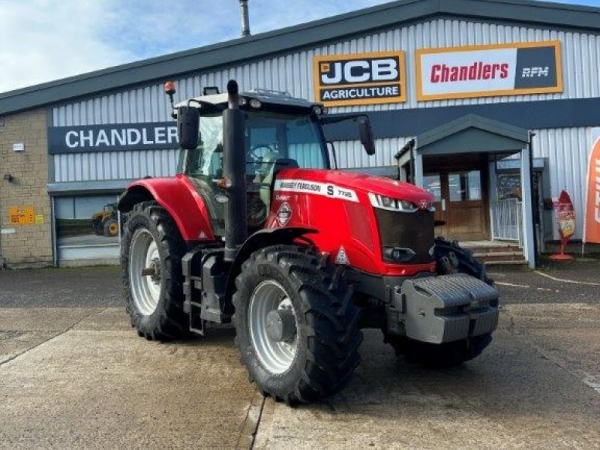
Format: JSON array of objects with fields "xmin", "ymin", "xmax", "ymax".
[
  {"xmin": 416, "ymin": 41, "xmax": 563, "ymax": 101},
  {"xmin": 313, "ymin": 51, "xmax": 407, "ymax": 107},
  {"xmin": 48, "ymin": 122, "xmax": 178, "ymax": 154},
  {"xmin": 550, "ymin": 190, "xmax": 575, "ymax": 260},
  {"xmin": 583, "ymin": 138, "xmax": 600, "ymax": 244},
  {"xmin": 9, "ymin": 206, "xmax": 35, "ymax": 225}
]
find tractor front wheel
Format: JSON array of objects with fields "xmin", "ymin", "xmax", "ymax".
[
  {"xmin": 233, "ymin": 245, "xmax": 362, "ymax": 405},
  {"xmin": 121, "ymin": 201, "xmax": 188, "ymax": 340}
]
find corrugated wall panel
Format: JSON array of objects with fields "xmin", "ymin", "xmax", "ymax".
[
  {"xmin": 532, "ymin": 127, "xmax": 593, "ymax": 240},
  {"xmin": 52, "ymin": 150, "xmax": 178, "ymax": 182},
  {"xmin": 335, "ymin": 137, "xmax": 413, "ymax": 170}
]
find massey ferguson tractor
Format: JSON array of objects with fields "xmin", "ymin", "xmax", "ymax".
[{"xmin": 118, "ymin": 79, "xmax": 499, "ymax": 405}]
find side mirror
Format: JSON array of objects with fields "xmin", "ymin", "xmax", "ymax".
[
  {"xmin": 358, "ymin": 116, "xmax": 376, "ymax": 156},
  {"xmin": 177, "ymin": 106, "xmax": 200, "ymax": 150}
]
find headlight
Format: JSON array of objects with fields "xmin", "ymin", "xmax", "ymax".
[{"xmin": 368, "ymin": 193, "xmax": 418, "ymax": 212}]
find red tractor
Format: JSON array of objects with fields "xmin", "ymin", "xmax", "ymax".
[{"xmin": 118, "ymin": 80, "xmax": 499, "ymax": 405}]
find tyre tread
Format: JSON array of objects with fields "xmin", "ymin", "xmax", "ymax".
[
  {"xmin": 121, "ymin": 201, "xmax": 188, "ymax": 341},
  {"xmin": 232, "ymin": 244, "xmax": 362, "ymax": 405}
]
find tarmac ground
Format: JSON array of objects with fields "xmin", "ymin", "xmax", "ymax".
[{"xmin": 0, "ymin": 259, "xmax": 599, "ymax": 449}]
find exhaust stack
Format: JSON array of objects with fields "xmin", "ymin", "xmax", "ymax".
[
  {"xmin": 222, "ymin": 80, "xmax": 247, "ymax": 262},
  {"xmin": 240, "ymin": 0, "xmax": 251, "ymax": 37}
]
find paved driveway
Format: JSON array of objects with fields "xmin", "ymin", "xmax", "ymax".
[{"xmin": 1, "ymin": 261, "xmax": 599, "ymax": 449}]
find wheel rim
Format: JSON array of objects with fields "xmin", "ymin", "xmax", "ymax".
[
  {"xmin": 248, "ymin": 280, "xmax": 298, "ymax": 374},
  {"xmin": 129, "ymin": 229, "xmax": 162, "ymax": 316}
]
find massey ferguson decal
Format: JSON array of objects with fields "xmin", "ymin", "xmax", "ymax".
[
  {"xmin": 416, "ymin": 41, "xmax": 563, "ymax": 101},
  {"xmin": 313, "ymin": 51, "xmax": 407, "ymax": 107},
  {"xmin": 274, "ymin": 179, "xmax": 359, "ymax": 202}
]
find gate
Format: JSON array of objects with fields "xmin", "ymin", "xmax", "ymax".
[{"xmin": 491, "ymin": 199, "xmax": 523, "ymax": 247}]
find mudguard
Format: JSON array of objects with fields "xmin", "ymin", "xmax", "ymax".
[{"xmin": 118, "ymin": 175, "xmax": 215, "ymax": 242}]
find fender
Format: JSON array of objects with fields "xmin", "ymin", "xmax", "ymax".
[
  {"xmin": 118, "ymin": 174, "xmax": 215, "ymax": 242},
  {"xmin": 224, "ymin": 226, "xmax": 318, "ymax": 300}
]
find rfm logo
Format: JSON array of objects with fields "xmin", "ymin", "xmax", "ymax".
[
  {"xmin": 320, "ymin": 56, "xmax": 400, "ymax": 85},
  {"xmin": 522, "ymin": 67, "xmax": 550, "ymax": 77}
]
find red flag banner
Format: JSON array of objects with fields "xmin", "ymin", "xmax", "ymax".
[
  {"xmin": 584, "ymin": 138, "xmax": 600, "ymax": 244},
  {"xmin": 555, "ymin": 190, "xmax": 576, "ymax": 241}
]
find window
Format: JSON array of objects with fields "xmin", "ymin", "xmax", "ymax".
[
  {"xmin": 449, "ymin": 171, "xmax": 481, "ymax": 202},
  {"xmin": 423, "ymin": 174, "xmax": 442, "ymax": 202}
]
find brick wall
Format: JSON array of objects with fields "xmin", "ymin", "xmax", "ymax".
[{"xmin": 0, "ymin": 109, "xmax": 53, "ymax": 267}]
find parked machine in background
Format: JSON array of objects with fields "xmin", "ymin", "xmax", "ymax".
[
  {"xmin": 117, "ymin": 79, "xmax": 499, "ymax": 405},
  {"xmin": 91, "ymin": 203, "xmax": 119, "ymax": 237}
]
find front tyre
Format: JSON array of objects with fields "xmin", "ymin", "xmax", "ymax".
[
  {"xmin": 121, "ymin": 201, "xmax": 188, "ymax": 340},
  {"xmin": 233, "ymin": 245, "xmax": 362, "ymax": 405}
]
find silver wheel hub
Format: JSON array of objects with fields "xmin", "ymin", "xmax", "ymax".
[
  {"xmin": 249, "ymin": 281, "xmax": 298, "ymax": 375},
  {"xmin": 266, "ymin": 309, "xmax": 297, "ymax": 342},
  {"xmin": 129, "ymin": 229, "xmax": 162, "ymax": 316}
]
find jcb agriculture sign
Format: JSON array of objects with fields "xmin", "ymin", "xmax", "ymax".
[
  {"xmin": 416, "ymin": 41, "xmax": 563, "ymax": 101},
  {"xmin": 313, "ymin": 51, "xmax": 407, "ymax": 107}
]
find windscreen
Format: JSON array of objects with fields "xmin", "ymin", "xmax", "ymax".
[
  {"xmin": 180, "ymin": 110, "xmax": 328, "ymax": 178},
  {"xmin": 245, "ymin": 111, "xmax": 328, "ymax": 172}
]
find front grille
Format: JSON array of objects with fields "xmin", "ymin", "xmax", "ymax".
[{"xmin": 374, "ymin": 208, "xmax": 435, "ymax": 264}]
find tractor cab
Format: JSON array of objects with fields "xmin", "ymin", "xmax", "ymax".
[{"xmin": 172, "ymin": 89, "xmax": 329, "ymax": 235}]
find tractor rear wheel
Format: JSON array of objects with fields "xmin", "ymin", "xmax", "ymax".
[
  {"xmin": 121, "ymin": 201, "xmax": 188, "ymax": 340},
  {"xmin": 233, "ymin": 245, "xmax": 362, "ymax": 405}
]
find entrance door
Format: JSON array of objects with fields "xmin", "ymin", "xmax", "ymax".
[{"xmin": 423, "ymin": 170, "xmax": 488, "ymax": 241}]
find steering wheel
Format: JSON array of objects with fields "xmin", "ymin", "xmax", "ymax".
[{"xmin": 248, "ymin": 144, "xmax": 275, "ymax": 164}]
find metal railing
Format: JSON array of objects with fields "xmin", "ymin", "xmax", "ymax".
[{"xmin": 491, "ymin": 199, "xmax": 523, "ymax": 247}]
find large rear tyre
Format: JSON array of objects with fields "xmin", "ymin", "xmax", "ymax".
[
  {"xmin": 121, "ymin": 201, "xmax": 188, "ymax": 340},
  {"xmin": 233, "ymin": 245, "xmax": 362, "ymax": 405}
]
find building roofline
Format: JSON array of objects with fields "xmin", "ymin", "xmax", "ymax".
[
  {"xmin": 417, "ymin": 113, "xmax": 530, "ymax": 149},
  {"xmin": 2, "ymin": 0, "xmax": 600, "ymax": 116}
]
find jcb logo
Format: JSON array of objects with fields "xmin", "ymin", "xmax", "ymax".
[
  {"xmin": 314, "ymin": 51, "xmax": 406, "ymax": 107},
  {"xmin": 320, "ymin": 58, "xmax": 399, "ymax": 85}
]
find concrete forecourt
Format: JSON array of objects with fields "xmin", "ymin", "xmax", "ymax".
[{"xmin": 0, "ymin": 262, "xmax": 599, "ymax": 449}]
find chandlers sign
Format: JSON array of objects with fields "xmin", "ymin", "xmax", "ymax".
[
  {"xmin": 313, "ymin": 51, "xmax": 407, "ymax": 107},
  {"xmin": 48, "ymin": 122, "xmax": 178, "ymax": 154},
  {"xmin": 416, "ymin": 41, "xmax": 563, "ymax": 101}
]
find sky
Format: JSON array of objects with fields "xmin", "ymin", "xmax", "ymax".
[{"xmin": 0, "ymin": 0, "xmax": 598, "ymax": 94}]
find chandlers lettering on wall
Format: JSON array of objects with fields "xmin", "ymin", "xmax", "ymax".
[
  {"xmin": 416, "ymin": 41, "xmax": 563, "ymax": 101},
  {"xmin": 48, "ymin": 122, "xmax": 178, "ymax": 154},
  {"xmin": 313, "ymin": 51, "xmax": 407, "ymax": 107}
]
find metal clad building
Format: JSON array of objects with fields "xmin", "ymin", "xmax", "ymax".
[{"xmin": 1, "ymin": 0, "xmax": 599, "ymax": 267}]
